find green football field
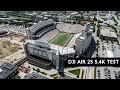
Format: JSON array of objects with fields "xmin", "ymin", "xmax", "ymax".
[{"xmin": 50, "ymin": 33, "xmax": 72, "ymax": 46}]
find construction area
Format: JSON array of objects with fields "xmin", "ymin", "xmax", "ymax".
[
  {"xmin": 0, "ymin": 39, "xmax": 21, "ymax": 59},
  {"xmin": 5, "ymin": 32, "xmax": 27, "ymax": 42},
  {"xmin": 0, "ymin": 29, "xmax": 26, "ymax": 66}
]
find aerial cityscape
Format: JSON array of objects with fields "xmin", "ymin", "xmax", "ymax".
[{"xmin": 0, "ymin": 11, "xmax": 120, "ymax": 79}]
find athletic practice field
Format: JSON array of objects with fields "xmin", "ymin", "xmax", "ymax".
[{"xmin": 49, "ymin": 32, "xmax": 73, "ymax": 47}]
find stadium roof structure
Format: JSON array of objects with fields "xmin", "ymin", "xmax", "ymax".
[
  {"xmin": 75, "ymin": 33, "xmax": 82, "ymax": 38},
  {"xmin": 50, "ymin": 44, "xmax": 75, "ymax": 55},
  {"xmin": 28, "ymin": 19, "xmax": 54, "ymax": 35}
]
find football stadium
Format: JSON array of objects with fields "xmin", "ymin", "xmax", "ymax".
[{"xmin": 24, "ymin": 19, "xmax": 93, "ymax": 72}]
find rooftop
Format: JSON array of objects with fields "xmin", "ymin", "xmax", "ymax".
[
  {"xmin": 101, "ymin": 27, "xmax": 117, "ymax": 38},
  {"xmin": 50, "ymin": 44, "xmax": 75, "ymax": 55},
  {"xmin": 24, "ymin": 72, "xmax": 49, "ymax": 79},
  {"xmin": 26, "ymin": 40, "xmax": 75, "ymax": 55},
  {"xmin": 0, "ymin": 63, "xmax": 17, "ymax": 79},
  {"xmin": 102, "ymin": 40, "xmax": 120, "ymax": 57},
  {"xmin": 28, "ymin": 19, "xmax": 54, "ymax": 34},
  {"xmin": 106, "ymin": 50, "xmax": 114, "ymax": 57}
]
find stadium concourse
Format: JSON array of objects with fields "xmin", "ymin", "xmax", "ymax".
[{"xmin": 24, "ymin": 19, "xmax": 93, "ymax": 73}]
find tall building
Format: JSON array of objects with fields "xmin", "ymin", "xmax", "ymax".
[
  {"xmin": 75, "ymin": 24, "xmax": 92, "ymax": 57},
  {"xmin": 58, "ymin": 15, "xmax": 67, "ymax": 22}
]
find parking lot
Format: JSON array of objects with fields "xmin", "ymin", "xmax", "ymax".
[{"xmin": 96, "ymin": 67, "xmax": 118, "ymax": 79}]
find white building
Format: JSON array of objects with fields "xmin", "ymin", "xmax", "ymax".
[
  {"xmin": 75, "ymin": 24, "xmax": 92, "ymax": 57},
  {"xmin": 58, "ymin": 15, "xmax": 67, "ymax": 22},
  {"xmin": 70, "ymin": 12, "xmax": 79, "ymax": 16},
  {"xmin": 100, "ymin": 27, "xmax": 118, "ymax": 42},
  {"xmin": 106, "ymin": 14, "xmax": 113, "ymax": 20}
]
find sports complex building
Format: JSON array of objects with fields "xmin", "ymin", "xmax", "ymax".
[{"xmin": 24, "ymin": 19, "xmax": 93, "ymax": 72}]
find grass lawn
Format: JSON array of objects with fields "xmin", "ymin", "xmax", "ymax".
[
  {"xmin": 68, "ymin": 69, "xmax": 80, "ymax": 78},
  {"xmin": 50, "ymin": 73, "xmax": 59, "ymax": 79},
  {"xmin": 11, "ymin": 75, "xmax": 21, "ymax": 79},
  {"xmin": 50, "ymin": 33, "xmax": 72, "ymax": 46}
]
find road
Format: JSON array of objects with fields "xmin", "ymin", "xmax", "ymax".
[
  {"xmin": 86, "ymin": 67, "xmax": 94, "ymax": 79},
  {"xmin": 86, "ymin": 19, "xmax": 99, "ymax": 79},
  {"xmin": 92, "ymin": 20, "xmax": 98, "ymax": 57}
]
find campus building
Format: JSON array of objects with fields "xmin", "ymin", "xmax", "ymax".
[
  {"xmin": 0, "ymin": 63, "xmax": 18, "ymax": 79},
  {"xmin": 75, "ymin": 24, "xmax": 92, "ymax": 57},
  {"xmin": 100, "ymin": 27, "xmax": 118, "ymax": 42}
]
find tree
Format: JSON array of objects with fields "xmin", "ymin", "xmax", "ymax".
[
  {"xmin": 110, "ymin": 39, "xmax": 114, "ymax": 44},
  {"xmin": 77, "ymin": 75, "xmax": 79, "ymax": 78},
  {"xmin": 80, "ymin": 15, "xmax": 84, "ymax": 20},
  {"xmin": 97, "ymin": 28, "xmax": 100, "ymax": 37},
  {"xmin": 33, "ymin": 67, "xmax": 35, "ymax": 71},
  {"xmin": 93, "ymin": 24, "xmax": 95, "ymax": 33},
  {"xmin": 114, "ymin": 28, "xmax": 117, "ymax": 33},
  {"xmin": 97, "ymin": 23, "xmax": 101, "ymax": 29},
  {"xmin": 119, "ymin": 31, "xmax": 120, "ymax": 34},
  {"xmin": 96, "ymin": 40, "xmax": 99, "ymax": 46},
  {"xmin": 106, "ymin": 40, "xmax": 109, "ymax": 43},
  {"xmin": 41, "ymin": 71, "xmax": 47, "ymax": 75},
  {"xmin": 36, "ymin": 68, "xmax": 40, "ymax": 73},
  {"xmin": 73, "ymin": 21, "xmax": 76, "ymax": 24},
  {"xmin": 93, "ymin": 16, "xmax": 97, "ymax": 21}
]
